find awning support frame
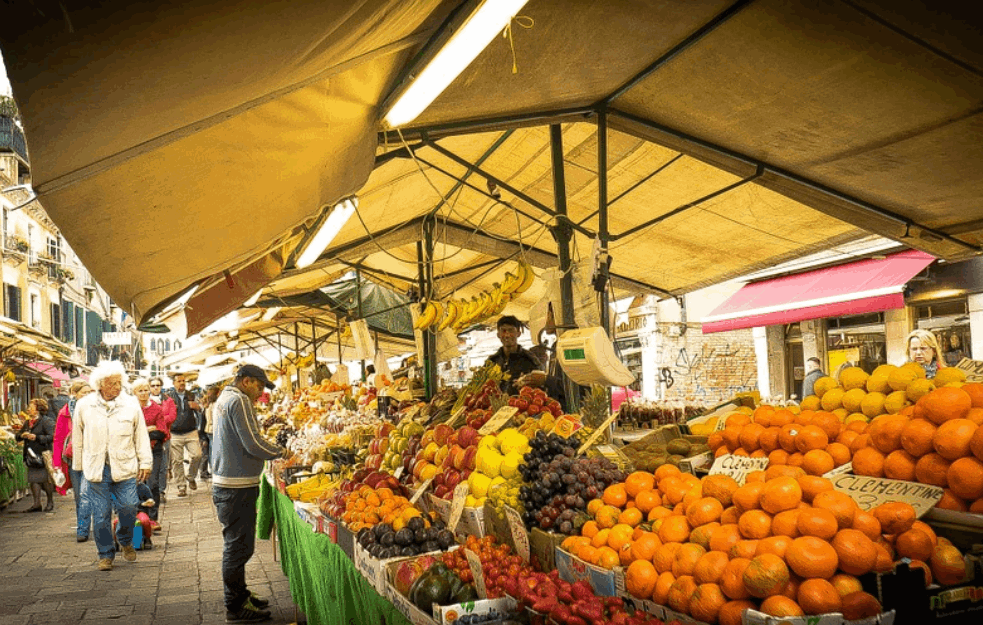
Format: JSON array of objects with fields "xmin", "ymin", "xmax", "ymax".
[{"xmin": 550, "ymin": 123, "xmax": 580, "ymax": 412}]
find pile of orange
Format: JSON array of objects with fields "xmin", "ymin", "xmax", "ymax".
[
  {"xmin": 849, "ymin": 384, "xmax": 983, "ymax": 513},
  {"xmin": 708, "ymin": 405, "xmax": 860, "ymax": 477},
  {"xmin": 561, "ymin": 466, "xmax": 970, "ymax": 624},
  {"xmin": 340, "ymin": 485, "xmax": 427, "ymax": 532}
]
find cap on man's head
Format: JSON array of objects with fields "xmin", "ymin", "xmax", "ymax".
[{"xmin": 236, "ymin": 364, "xmax": 276, "ymax": 390}]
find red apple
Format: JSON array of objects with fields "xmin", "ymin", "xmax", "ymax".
[
  {"xmin": 412, "ymin": 460, "xmax": 429, "ymax": 479},
  {"xmin": 376, "ymin": 423, "xmax": 395, "ymax": 438},
  {"xmin": 434, "ymin": 484, "xmax": 450, "ymax": 498},
  {"xmin": 433, "ymin": 424, "xmax": 454, "ymax": 446},
  {"xmin": 445, "ymin": 469, "xmax": 461, "ymax": 489},
  {"xmin": 451, "ymin": 445, "xmax": 467, "ymax": 471},
  {"xmin": 463, "ymin": 447, "xmax": 478, "ymax": 471}
]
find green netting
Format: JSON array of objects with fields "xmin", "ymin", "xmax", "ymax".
[
  {"xmin": 0, "ymin": 439, "xmax": 28, "ymax": 503},
  {"xmin": 257, "ymin": 477, "xmax": 411, "ymax": 625}
]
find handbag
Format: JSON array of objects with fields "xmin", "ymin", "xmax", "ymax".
[
  {"xmin": 63, "ymin": 430, "xmax": 73, "ymax": 460},
  {"xmin": 25, "ymin": 446, "xmax": 45, "ymax": 469}
]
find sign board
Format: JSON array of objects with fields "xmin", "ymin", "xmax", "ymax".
[
  {"xmin": 577, "ymin": 413, "xmax": 618, "ymax": 455},
  {"xmin": 479, "ymin": 406, "xmax": 519, "ymax": 435},
  {"xmin": 504, "ymin": 506, "xmax": 530, "ymax": 563},
  {"xmin": 831, "ymin": 474, "xmax": 944, "ymax": 517},
  {"xmin": 448, "ymin": 483, "xmax": 470, "ymax": 531},
  {"xmin": 464, "ymin": 549, "xmax": 487, "ymax": 599},
  {"xmin": 393, "ymin": 466, "xmax": 405, "ymax": 480},
  {"xmin": 552, "ymin": 414, "xmax": 584, "ymax": 439},
  {"xmin": 102, "ymin": 331, "xmax": 132, "ymax": 346},
  {"xmin": 956, "ymin": 357, "xmax": 983, "ymax": 383},
  {"xmin": 409, "ymin": 478, "xmax": 433, "ymax": 505},
  {"xmin": 350, "ymin": 319, "xmax": 374, "ymax": 361},
  {"xmin": 708, "ymin": 455, "xmax": 770, "ymax": 486}
]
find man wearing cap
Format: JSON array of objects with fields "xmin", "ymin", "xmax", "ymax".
[{"xmin": 211, "ymin": 364, "xmax": 284, "ymax": 624}]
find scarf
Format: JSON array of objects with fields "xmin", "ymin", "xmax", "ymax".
[{"xmin": 924, "ymin": 361, "xmax": 939, "ymax": 380}]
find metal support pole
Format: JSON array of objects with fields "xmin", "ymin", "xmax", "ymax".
[
  {"xmin": 294, "ymin": 323, "xmax": 301, "ymax": 389},
  {"xmin": 310, "ymin": 319, "xmax": 317, "ymax": 368},
  {"xmin": 597, "ymin": 111, "xmax": 611, "ymax": 335},
  {"xmin": 550, "ymin": 124, "xmax": 580, "ymax": 412},
  {"xmin": 422, "ymin": 217, "xmax": 438, "ymax": 399},
  {"xmin": 356, "ymin": 268, "xmax": 366, "ymax": 381}
]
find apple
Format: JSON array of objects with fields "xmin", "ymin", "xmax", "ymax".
[
  {"xmin": 422, "ymin": 442, "xmax": 440, "ymax": 462},
  {"xmin": 457, "ymin": 426, "xmax": 479, "ymax": 448},
  {"xmin": 420, "ymin": 429, "xmax": 435, "ymax": 448},
  {"xmin": 433, "ymin": 424, "xmax": 454, "ymax": 446},
  {"xmin": 451, "ymin": 445, "xmax": 467, "ymax": 471},
  {"xmin": 434, "ymin": 484, "xmax": 450, "ymax": 498},
  {"xmin": 433, "ymin": 473, "xmax": 446, "ymax": 487},
  {"xmin": 448, "ymin": 431, "xmax": 460, "ymax": 447},
  {"xmin": 377, "ymin": 438, "xmax": 390, "ymax": 455},
  {"xmin": 434, "ymin": 445, "xmax": 450, "ymax": 467},
  {"xmin": 445, "ymin": 469, "xmax": 461, "ymax": 489},
  {"xmin": 463, "ymin": 447, "xmax": 478, "ymax": 471},
  {"xmin": 376, "ymin": 423, "xmax": 395, "ymax": 438},
  {"xmin": 412, "ymin": 459, "xmax": 428, "ymax": 480}
]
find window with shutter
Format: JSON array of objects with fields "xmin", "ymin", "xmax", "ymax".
[{"xmin": 51, "ymin": 303, "xmax": 61, "ymax": 338}]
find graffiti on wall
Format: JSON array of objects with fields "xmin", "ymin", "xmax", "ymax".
[{"xmin": 655, "ymin": 334, "xmax": 757, "ymax": 401}]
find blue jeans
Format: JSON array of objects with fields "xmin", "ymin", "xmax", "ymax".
[
  {"xmin": 88, "ymin": 464, "xmax": 138, "ymax": 560},
  {"xmin": 69, "ymin": 468, "xmax": 92, "ymax": 538},
  {"xmin": 213, "ymin": 486, "xmax": 259, "ymax": 612}
]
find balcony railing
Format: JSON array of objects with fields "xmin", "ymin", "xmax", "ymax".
[{"xmin": 0, "ymin": 117, "xmax": 28, "ymax": 163}]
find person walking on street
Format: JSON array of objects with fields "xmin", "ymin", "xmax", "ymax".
[
  {"xmin": 164, "ymin": 372, "xmax": 202, "ymax": 497},
  {"xmin": 212, "ymin": 365, "xmax": 284, "ymax": 623},
  {"xmin": 52, "ymin": 381, "xmax": 95, "ymax": 541},
  {"xmin": 18, "ymin": 398, "xmax": 55, "ymax": 512},
  {"xmin": 199, "ymin": 385, "xmax": 220, "ymax": 481},
  {"xmin": 801, "ymin": 357, "xmax": 825, "ymax": 399},
  {"xmin": 132, "ymin": 378, "xmax": 168, "ymax": 531},
  {"xmin": 148, "ymin": 376, "xmax": 175, "ymax": 503},
  {"xmin": 72, "ymin": 361, "xmax": 153, "ymax": 571}
]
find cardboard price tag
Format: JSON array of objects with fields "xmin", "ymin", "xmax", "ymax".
[
  {"xmin": 504, "ymin": 506, "xmax": 529, "ymax": 563},
  {"xmin": 956, "ymin": 357, "xmax": 983, "ymax": 383},
  {"xmin": 708, "ymin": 455, "xmax": 770, "ymax": 486},
  {"xmin": 577, "ymin": 413, "xmax": 618, "ymax": 455},
  {"xmin": 831, "ymin": 474, "xmax": 944, "ymax": 517},
  {"xmin": 448, "ymin": 483, "xmax": 470, "ymax": 531},
  {"xmin": 479, "ymin": 406, "xmax": 519, "ymax": 435},
  {"xmin": 393, "ymin": 466, "xmax": 405, "ymax": 480},
  {"xmin": 552, "ymin": 414, "xmax": 584, "ymax": 439},
  {"xmin": 464, "ymin": 549, "xmax": 487, "ymax": 599},
  {"xmin": 410, "ymin": 478, "xmax": 433, "ymax": 505},
  {"xmin": 445, "ymin": 406, "xmax": 465, "ymax": 426}
]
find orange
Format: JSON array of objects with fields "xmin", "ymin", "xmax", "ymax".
[
  {"xmin": 702, "ymin": 474, "xmax": 740, "ymax": 507},
  {"xmin": 691, "ymin": 522, "xmax": 721, "ymax": 550},
  {"xmin": 581, "ymin": 520, "xmax": 599, "ymax": 539},
  {"xmin": 771, "ymin": 509, "xmax": 803, "ymax": 538},
  {"xmin": 768, "ymin": 449, "xmax": 790, "ymax": 465},
  {"xmin": 625, "ymin": 559, "xmax": 658, "ymax": 601},
  {"xmin": 779, "ymin": 425, "xmax": 799, "ymax": 453},
  {"xmin": 786, "ymin": 536, "xmax": 839, "ymax": 579},
  {"xmin": 895, "ymin": 528, "xmax": 935, "ymax": 562},
  {"xmin": 948, "ymin": 456, "xmax": 983, "ymax": 500},
  {"xmin": 826, "ymin": 442, "xmax": 852, "ymax": 467},
  {"xmin": 802, "ymin": 449, "xmax": 836, "ymax": 476},
  {"xmin": 787, "ymin": 452, "xmax": 805, "ymax": 467},
  {"xmin": 813, "ymin": 490, "xmax": 859, "ymax": 529},
  {"xmin": 602, "ymin": 483, "xmax": 628, "ymax": 508},
  {"xmin": 921, "ymin": 387, "xmax": 973, "ymax": 424},
  {"xmin": 635, "ymin": 490, "xmax": 662, "ymax": 514},
  {"xmin": 755, "ymin": 535, "xmax": 793, "ymax": 559},
  {"xmin": 668, "ymin": 576, "xmax": 700, "ymax": 614},
  {"xmin": 720, "ymin": 558, "xmax": 752, "ymax": 600},
  {"xmin": 797, "ymin": 475, "xmax": 834, "ymax": 503},
  {"xmin": 841, "ymin": 592, "xmax": 884, "ymax": 621},
  {"xmin": 596, "ymin": 546, "xmax": 621, "ymax": 569},
  {"xmin": 738, "ymin": 509, "xmax": 773, "ymax": 540},
  {"xmin": 900, "ymin": 418, "xmax": 938, "ymax": 456},
  {"xmin": 851, "ymin": 511, "xmax": 882, "ymax": 541},
  {"xmin": 732, "ymin": 482, "xmax": 765, "ymax": 514},
  {"xmin": 648, "ymin": 506, "xmax": 673, "ymax": 522},
  {"xmin": 576, "ymin": 544, "xmax": 598, "ymax": 563},
  {"xmin": 830, "ymin": 573, "xmax": 864, "ymax": 597},
  {"xmin": 869, "ymin": 414, "xmax": 909, "ymax": 453},
  {"xmin": 673, "ymin": 543, "xmax": 707, "ymax": 577},
  {"xmin": 708, "ymin": 431, "xmax": 726, "ymax": 452},
  {"xmin": 771, "ymin": 409, "xmax": 796, "ymax": 428},
  {"xmin": 619, "ymin": 507, "xmax": 644, "ymax": 528},
  {"xmin": 655, "ymin": 464, "xmax": 682, "ymax": 483},
  {"xmin": 625, "ymin": 471, "xmax": 656, "ymax": 498},
  {"xmin": 743, "ymin": 553, "xmax": 790, "ymax": 598},
  {"xmin": 587, "ymin": 498, "xmax": 605, "ymax": 516},
  {"xmin": 883, "ymin": 449, "xmax": 918, "ymax": 481},
  {"xmin": 795, "ymin": 425, "xmax": 829, "ymax": 453},
  {"xmin": 931, "ymin": 543, "xmax": 968, "ymax": 586},
  {"xmin": 658, "ymin": 516, "xmax": 691, "ymax": 544},
  {"xmin": 760, "ymin": 595, "xmax": 805, "ymax": 617},
  {"xmin": 607, "ymin": 524, "xmax": 635, "ymax": 550},
  {"xmin": 653, "ymin": 542, "xmax": 682, "ymax": 574},
  {"xmin": 745, "ymin": 470, "xmax": 767, "ymax": 483},
  {"xmin": 915, "ymin": 452, "xmax": 952, "ymax": 487},
  {"xmin": 652, "ymin": 570, "xmax": 676, "ymax": 605},
  {"xmin": 909, "ymin": 560, "xmax": 933, "ymax": 586},
  {"xmin": 693, "ymin": 551, "xmax": 731, "ymax": 585},
  {"xmin": 759, "ymin": 476, "xmax": 803, "ymax": 514},
  {"xmin": 591, "ymin": 528, "xmax": 612, "ymax": 549},
  {"xmin": 963, "ymin": 383, "xmax": 983, "ymax": 408},
  {"xmin": 811, "ymin": 412, "xmax": 843, "ymax": 439},
  {"xmin": 759, "ymin": 427, "xmax": 782, "ymax": 454},
  {"xmin": 831, "ymin": 529, "xmax": 878, "ymax": 575},
  {"xmin": 630, "ymin": 531, "xmax": 662, "ymax": 562},
  {"xmin": 852, "ymin": 447, "xmax": 886, "ymax": 477},
  {"xmin": 873, "ymin": 501, "xmax": 916, "ymax": 534},
  {"xmin": 933, "ymin": 418, "xmax": 978, "ymax": 460},
  {"xmin": 596, "ymin": 505, "xmax": 621, "ymax": 529},
  {"xmin": 686, "ymin": 497, "xmax": 724, "ymax": 527},
  {"xmin": 796, "ymin": 508, "xmax": 839, "ymax": 540},
  {"xmin": 709, "ymin": 524, "xmax": 742, "ymax": 554},
  {"xmin": 798, "ymin": 578, "xmax": 842, "ymax": 616},
  {"xmin": 689, "ymin": 584, "xmax": 728, "ymax": 624},
  {"xmin": 729, "ymin": 539, "xmax": 760, "ymax": 560}
]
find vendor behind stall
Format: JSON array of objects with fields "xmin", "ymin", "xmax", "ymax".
[{"xmin": 486, "ymin": 316, "xmax": 541, "ymax": 394}]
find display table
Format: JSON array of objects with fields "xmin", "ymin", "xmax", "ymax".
[{"xmin": 257, "ymin": 476, "xmax": 411, "ymax": 625}]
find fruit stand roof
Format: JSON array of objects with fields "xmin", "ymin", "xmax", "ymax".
[{"xmin": 3, "ymin": 0, "xmax": 982, "ymax": 332}]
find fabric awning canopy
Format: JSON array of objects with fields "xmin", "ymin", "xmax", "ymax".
[
  {"xmin": 3, "ymin": 1, "xmax": 983, "ymax": 332},
  {"xmin": 25, "ymin": 362, "xmax": 71, "ymax": 387},
  {"xmin": 701, "ymin": 250, "xmax": 936, "ymax": 334}
]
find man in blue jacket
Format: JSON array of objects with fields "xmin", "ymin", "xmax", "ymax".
[{"xmin": 212, "ymin": 365, "xmax": 284, "ymax": 623}]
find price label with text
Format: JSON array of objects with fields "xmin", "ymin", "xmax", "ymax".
[
  {"xmin": 479, "ymin": 406, "xmax": 519, "ymax": 435},
  {"xmin": 448, "ymin": 483, "xmax": 470, "ymax": 531},
  {"xmin": 464, "ymin": 549, "xmax": 487, "ymax": 598},
  {"xmin": 409, "ymin": 478, "xmax": 433, "ymax": 505},
  {"xmin": 831, "ymin": 474, "xmax": 944, "ymax": 517},
  {"xmin": 577, "ymin": 413, "xmax": 618, "ymax": 455},
  {"xmin": 553, "ymin": 415, "xmax": 584, "ymax": 439},
  {"xmin": 708, "ymin": 455, "xmax": 770, "ymax": 486},
  {"xmin": 393, "ymin": 466, "xmax": 405, "ymax": 479},
  {"xmin": 504, "ymin": 506, "xmax": 530, "ymax": 563}
]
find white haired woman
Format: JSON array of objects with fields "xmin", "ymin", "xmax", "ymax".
[
  {"xmin": 907, "ymin": 329, "xmax": 944, "ymax": 379},
  {"xmin": 72, "ymin": 361, "xmax": 153, "ymax": 571}
]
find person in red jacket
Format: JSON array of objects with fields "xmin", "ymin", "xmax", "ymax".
[
  {"xmin": 52, "ymin": 381, "xmax": 95, "ymax": 541},
  {"xmin": 133, "ymin": 378, "xmax": 169, "ymax": 530}
]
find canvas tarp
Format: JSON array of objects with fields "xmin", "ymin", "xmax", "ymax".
[{"xmin": 3, "ymin": 0, "xmax": 983, "ymax": 331}]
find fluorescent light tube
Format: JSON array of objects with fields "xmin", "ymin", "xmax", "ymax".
[
  {"xmin": 244, "ymin": 289, "xmax": 263, "ymax": 307},
  {"xmin": 226, "ymin": 340, "xmax": 239, "ymax": 351},
  {"xmin": 20, "ymin": 335, "xmax": 38, "ymax": 345},
  {"xmin": 262, "ymin": 307, "xmax": 282, "ymax": 322},
  {"xmin": 384, "ymin": 0, "xmax": 530, "ymax": 128},
  {"xmin": 296, "ymin": 197, "xmax": 358, "ymax": 269}
]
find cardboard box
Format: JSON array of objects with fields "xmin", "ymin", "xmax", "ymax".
[
  {"xmin": 380, "ymin": 551, "xmax": 489, "ymax": 625},
  {"xmin": 433, "ymin": 598, "xmax": 518, "ymax": 624},
  {"xmin": 742, "ymin": 609, "xmax": 895, "ymax": 625},
  {"xmin": 336, "ymin": 519, "xmax": 355, "ymax": 559},
  {"xmin": 293, "ymin": 501, "xmax": 321, "ymax": 532},
  {"xmin": 530, "ymin": 528, "xmax": 565, "ymax": 572},
  {"xmin": 554, "ymin": 547, "xmax": 624, "ymax": 597},
  {"xmin": 620, "ymin": 424, "xmax": 712, "ymax": 475},
  {"xmin": 429, "ymin": 495, "xmax": 485, "ymax": 540}
]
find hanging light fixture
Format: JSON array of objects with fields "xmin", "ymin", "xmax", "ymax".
[
  {"xmin": 384, "ymin": 0, "xmax": 530, "ymax": 128},
  {"xmin": 296, "ymin": 197, "xmax": 358, "ymax": 269}
]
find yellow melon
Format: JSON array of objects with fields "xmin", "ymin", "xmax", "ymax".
[
  {"xmin": 934, "ymin": 368, "xmax": 967, "ymax": 387},
  {"xmin": 860, "ymin": 392, "xmax": 887, "ymax": 419},
  {"xmin": 905, "ymin": 379, "xmax": 935, "ymax": 403},
  {"xmin": 889, "ymin": 363, "xmax": 926, "ymax": 392},
  {"xmin": 821, "ymin": 387, "xmax": 846, "ymax": 411},
  {"xmin": 840, "ymin": 367, "xmax": 870, "ymax": 391},
  {"xmin": 884, "ymin": 390, "xmax": 910, "ymax": 415},
  {"xmin": 841, "ymin": 388, "xmax": 867, "ymax": 413},
  {"xmin": 800, "ymin": 396, "xmax": 821, "ymax": 411},
  {"xmin": 845, "ymin": 413, "xmax": 870, "ymax": 425},
  {"xmin": 814, "ymin": 377, "xmax": 840, "ymax": 399}
]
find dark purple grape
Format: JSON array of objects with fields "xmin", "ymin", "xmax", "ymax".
[
  {"xmin": 559, "ymin": 521, "xmax": 573, "ymax": 534},
  {"xmin": 540, "ymin": 517, "xmax": 554, "ymax": 530}
]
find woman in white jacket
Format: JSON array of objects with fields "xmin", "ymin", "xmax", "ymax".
[{"xmin": 72, "ymin": 361, "xmax": 153, "ymax": 571}]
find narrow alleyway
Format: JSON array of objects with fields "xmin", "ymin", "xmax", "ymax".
[{"xmin": 0, "ymin": 478, "xmax": 299, "ymax": 625}]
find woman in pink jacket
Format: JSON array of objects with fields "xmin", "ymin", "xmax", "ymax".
[{"xmin": 52, "ymin": 381, "xmax": 94, "ymax": 541}]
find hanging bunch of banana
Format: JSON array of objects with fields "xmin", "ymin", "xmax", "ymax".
[{"xmin": 412, "ymin": 259, "xmax": 537, "ymax": 332}]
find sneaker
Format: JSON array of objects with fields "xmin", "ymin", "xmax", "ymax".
[
  {"xmin": 177, "ymin": 487, "xmax": 187, "ymax": 498},
  {"xmin": 141, "ymin": 499, "xmax": 156, "ymax": 508},
  {"xmin": 187, "ymin": 478, "xmax": 197, "ymax": 491},
  {"xmin": 226, "ymin": 603, "xmax": 271, "ymax": 623},
  {"xmin": 121, "ymin": 545, "xmax": 137, "ymax": 562},
  {"xmin": 248, "ymin": 593, "xmax": 270, "ymax": 608},
  {"xmin": 161, "ymin": 493, "xmax": 167, "ymax": 503},
  {"xmin": 98, "ymin": 558, "xmax": 113, "ymax": 571},
  {"xmin": 151, "ymin": 521, "xmax": 162, "ymax": 534},
  {"xmin": 76, "ymin": 535, "xmax": 89, "ymax": 543}
]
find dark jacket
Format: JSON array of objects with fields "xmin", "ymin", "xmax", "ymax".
[
  {"xmin": 19, "ymin": 415, "xmax": 55, "ymax": 462},
  {"xmin": 802, "ymin": 368, "xmax": 825, "ymax": 399},
  {"xmin": 163, "ymin": 388, "xmax": 201, "ymax": 435},
  {"xmin": 486, "ymin": 346, "xmax": 541, "ymax": 394},
  {"xmin": 47, "ymin": 395, "xmax": 69, "ymax": 422}
]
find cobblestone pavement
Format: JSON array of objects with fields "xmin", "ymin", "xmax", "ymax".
[{"xmin": 0, "ymin": 477, "xmax": 299, "ymax": 625}]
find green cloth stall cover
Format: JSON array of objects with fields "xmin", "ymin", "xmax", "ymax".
[{"xmin": 257, "ymin": 477, "xmax": 411, "ymax": 625}]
